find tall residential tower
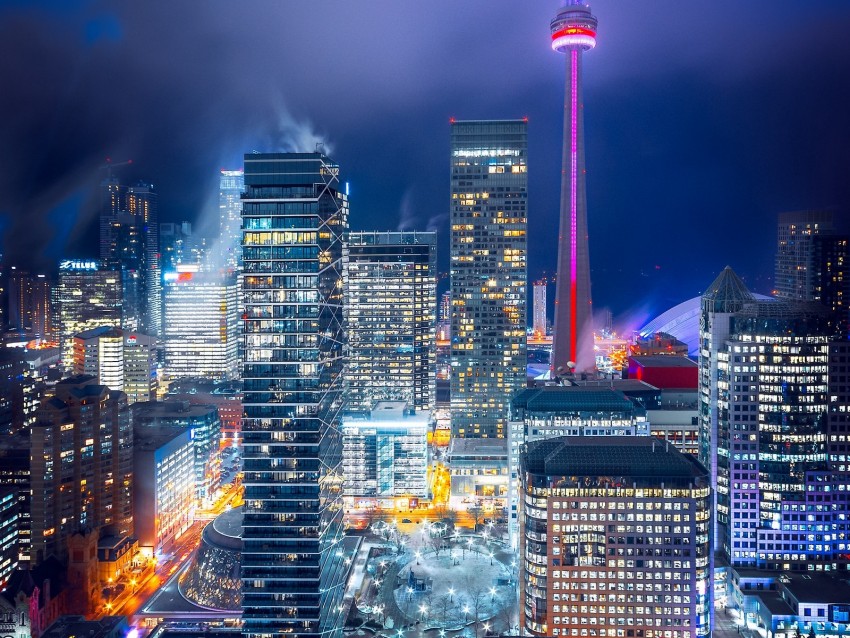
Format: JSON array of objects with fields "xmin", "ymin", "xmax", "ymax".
[
  {"xmin": 241, "ymin": 152, "xmax": 347, "ymax": 638},
  {"xmin": 450, "ymin": 120, "xmax": 527, "ymax": 438},
  {"xmin": 550, "ymin": 2, "xmax": 597, "ymax": 373}
]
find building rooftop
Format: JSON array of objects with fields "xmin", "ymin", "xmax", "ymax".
[
  {"xmin": 132, "ymin": 400, "xmax": 218, "ymax": 420},
  {"xmin": 512, "ymin": 386, "xmax": 637, "ymax": 414},
  {"xmin": 702, "ymin": 266, "xmax": 754, "ymax": 314},
  {"xmin": 75, "ymin": 325, "xmax": 122, "ymax": 340},
  {"xmin": 523, "ymin": 436, "xmax": 707, "ymax": 480},
  {"xmin": 577, "ymin": 379, "xmax": 660, "ymax": 393},
  {"xmin": 449, "ymin": 437, "xmax": 508, "ymax": 457},
  {"xmin": 41, "ymin": 615, "xmax": 127, "ymax": 638},
  {"xmin": 629, "ymin": 355, "xmax": 697, "ymax": 369},
  {"xmin": 784, "ymin": 572, "xmax": 850, "ymax": 605},
  {"xmin": 755, "ymin": 592, "xmax": 795, "ymax": 616},
  {"xmin": 133, "ymin": 425, "xmax": 191, "ymax": 451}
]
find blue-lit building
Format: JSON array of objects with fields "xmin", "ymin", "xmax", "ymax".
[
  {"xmin": 341, "ymin": 402, "xmax": 429, "ymax": 505},
  {"xmin": 241, "ymin": 152, "xmax": 348, "ymax": 638},
  {"xmin": 131, "ymin": 400, "xmax": 222, "ymax": 504}
]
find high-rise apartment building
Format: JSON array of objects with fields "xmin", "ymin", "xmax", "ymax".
[
  {"xmin": 29, "ymin": 375, "xmax": 133, "ymax": 565},
  {"xmin": 160, "ymin": 221, "xmax": 207, "ymax": 274},
  {"xmin": 0, "ymin": 433, "xmax": 31, "ymax": 566},
  {"xmin": 774, "ymin": 211, "xmax": 834, "ymax": 300},
  {"xmin": 100, "ymin": 179, "xmax": 161, "ymax": 336},
  {"xmin": 346, "ymin": 231, "xmax": 436, "ymax": 414},
  {"xmin": 0, "ymin": 349, "xmax": 39, "ymax": 436},
  {"xmin": 241, "ymin": 152, "xmax": 348, "ymax": 638},
  {"xmin": 774, "ymin": 210, "xmax": 848, "ymax": 334},
  {"xmin": 58, "ymin": 260, "xmax": 123, "ymax": 369},
  {"xmin": 450, "ymin": 119, "xmax": 527, "ymax": 438},
  {"xmin": 219, "ymin": 169, "xmax": 245, "ymax": 273},
  {"xmin": 163, "ymin": 271, "xmax": 239, "ymax": 380},
  {"xmin": 7, "ymin": 269, "xmax": 53, "ymax": 338},
  {"xmin": 550, "ymin": 2, "xmax": 598, "ymax": 373},
  {"xmin": 0, "ymin": 486, "xmax": 20, "ymax": 589},
  {"xmin": 532, "ymin": 280, "xmax": 547, "ymax": 336},
  {"xmin": 519, "ymin": 436, "xmax": 712, "ymax": 638}
]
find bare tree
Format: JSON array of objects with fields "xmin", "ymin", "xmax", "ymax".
[
  {"xmin": 468, "ymin": 503, "xmax": 485, "ymax": 532},
  {"xmin": 435, "ymin": 593, "xmax": 452, "ymax": 626},
  {"xmin": 428, "ymin": 530, "xmax": 446, "ymax": 557},
  {"xmin": 464, "ymin": 577, "xmax": 489, "ymax": 638},
  {"xmin": 497, "ymin": 593, "xmax": 517, "ymax": 636}
]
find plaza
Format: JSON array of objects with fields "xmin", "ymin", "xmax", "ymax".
[{"xmin": 355, "ymin": 523, "xmax": 518, "ymax": 637}]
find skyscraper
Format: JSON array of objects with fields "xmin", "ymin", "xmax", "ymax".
[
  {"xmin": 162, "ymin": 271, "xmax": 239, "ymax": 380},
  {"xmin": 219, "ymin": 169, "xmax": 245, "ymax": 273},
  {"xmin": 99, "ymin": 178, "xmax": 161, "ymax": 336},
  {"xmin": 6, "ymin": 269, "xmax": 53, "ymax": 339},
  {"xmin": 241, "ymin": 152, "xmax": 347, "ymax": 638},
  {"xmin": 450, "ymin": 119, "xmax": 528, "ymax": 439},
  {"xmin": 697, "ymin": 266, "xmax": 754, "ymax": 550},
  {"xmin": 58, "ymin": 260, "xmax": 123, "ymax": 369},
  {"xmin": 346, "ymin": 231, "xmax": 436, "ymax": 414},
  {"xmin": 699, "ymin": 267, "xmax": 850, "ymax": 574},
  {"xmin": 774, "ymin": 210, "xmax": 834, "ymax": 300},
  {"xmin": 774, "ymin": 211, "xmax": 848, "ymax": 334},
  {"xmin": 550, "ymin": 2, "xmax": 597, "ymax": 374},
  {"xmin": 532, "ymin": 280, "xmax": 547, "ymax": 336}
]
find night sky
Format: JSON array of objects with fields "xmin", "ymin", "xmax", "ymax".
[{"xmin": 2, "ymin": 0, "xmax": 850, "ymax": 329}]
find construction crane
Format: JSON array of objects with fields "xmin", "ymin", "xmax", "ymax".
[{"xmin": 99, "ymin": 158, "xmax": 133, "ymax": 181}]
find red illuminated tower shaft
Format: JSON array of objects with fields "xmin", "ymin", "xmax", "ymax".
[{"xmin": 551, "ymin": 2, "xmax": 597, "ymax": 374}]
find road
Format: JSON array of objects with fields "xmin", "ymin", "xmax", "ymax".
[{"xmin": 110, "ymin": 520, "xmax": 207, "ymax": 618}]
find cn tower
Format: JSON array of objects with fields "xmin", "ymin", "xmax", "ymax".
[{"xmin": 550, "ymin": 1, "xmax": 597, "ymax": 374}]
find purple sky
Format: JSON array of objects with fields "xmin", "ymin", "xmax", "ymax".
[{"xmin": 2, "ymin": 0, "xmax": 849, "ymax": 324}]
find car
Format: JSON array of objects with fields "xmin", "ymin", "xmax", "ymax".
[{"xmin": 401, "ymin": 518, "xmax": 412, "ymax": 524}]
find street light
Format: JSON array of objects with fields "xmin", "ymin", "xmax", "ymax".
[
  {"xmin": 463, "ymin": 605, "xmax": 470, "ymax": 622},
  {"xmin": 448, "ymin": 587, "xmax": 455, "ymax": 603},
  {"xmin": 490, "ymin": 586, "xmax": 496, "ymax": 602},
  {"xmin": 489, "ymin": 551, "xmax": 494, "ymax": 566}
]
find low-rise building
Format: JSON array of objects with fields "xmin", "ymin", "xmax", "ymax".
[
  {"xmin": 342, "ymin": 402, "xmax": 429, "ymax": 509},
  {"xmin": 131, "ymin": 400, "xmax": 221, "ymax": 503},
  {"xmin": 447, "ymin": 437, "xmax": 508, "ymax": 512},
  {"xmin": 133, "ymin": 425, "xmax": 195, "ymax": 554}
]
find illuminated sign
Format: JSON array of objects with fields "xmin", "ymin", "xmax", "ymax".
[{"xmin": 59, "ymin": 259, "xmax": 100, "ymax": 271}]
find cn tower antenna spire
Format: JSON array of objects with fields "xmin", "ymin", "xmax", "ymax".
[{"xmin": 550, "ymin": 1, "xmax": 597, "ymax": 374}]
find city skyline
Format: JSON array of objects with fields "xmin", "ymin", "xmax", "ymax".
[{"xmin": 1, "ymin": 2, "xmax": 849, "ymax": 322}]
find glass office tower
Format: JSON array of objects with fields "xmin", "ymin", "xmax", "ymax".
[
  {"xmin": 346, "ymin": 231, "xmax": 436, "ymax": 414},
  {"xmin": 241, "ymin": 152, "xmax": 348, "ymax": 638},
  {"xmin": 450, "ymin": 119, "xmax": 528, "ymax": 438}
]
